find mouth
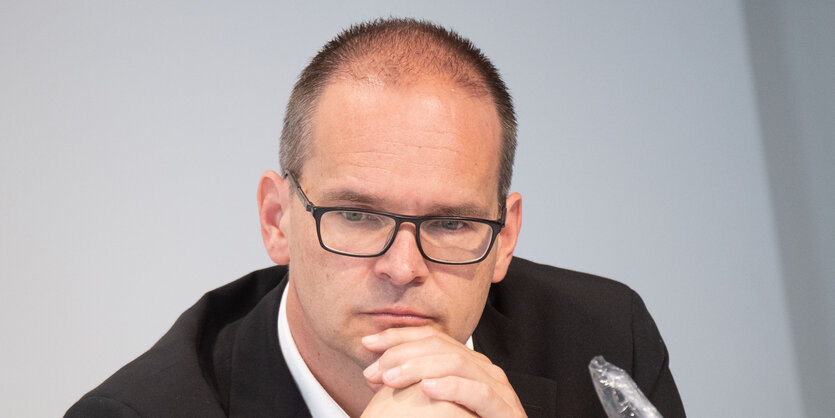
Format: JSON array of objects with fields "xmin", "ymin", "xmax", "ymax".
[{"xmin": 362, "ymin": 308, "xmax": 435, "ymax": 328}]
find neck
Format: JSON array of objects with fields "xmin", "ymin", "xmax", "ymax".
[{"xmin": 285, "ymin": 282, "xmax": 375, "ymax": 417}]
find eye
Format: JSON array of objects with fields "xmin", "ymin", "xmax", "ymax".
[
  {"xmin": 425, "ymin": 219, "xmax": 471, "ymax": 232},
  {"xmin": 342, "ymin": 211, "xmax": 367, "ymax": 222},
  {"xmin": 439, "ymin": 220, "xmax": 464, "ymax": 230},
  {"xmin": 336, "ymin": 211, "xmax": 387, "ymax": 227}
]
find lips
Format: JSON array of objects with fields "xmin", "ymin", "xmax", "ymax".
[{"xmin": 362, "ymin": 307, "xmax": 435, "ymax": 327}]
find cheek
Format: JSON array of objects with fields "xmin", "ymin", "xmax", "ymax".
[
  {"xmin": 434, "ymin": 260, "xmax": 496, "ymax": 340},
  {"xmin": 292, "ymin": 240, "xmax": 371, "ymax": 314}
]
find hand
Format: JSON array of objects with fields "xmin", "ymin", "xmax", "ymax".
[
  {"xmin": 361, "ymin": 384, "xmax": 477, "ymax": 417},
  {"xmin": 361, "ymin": 326, "xmax": 526, "ymax": 418}
]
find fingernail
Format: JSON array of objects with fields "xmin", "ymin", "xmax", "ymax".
[
  {"xmin": 361, "ymin": 334, "xmax": 379, "ymax": 345},
  {"xmin": 382, "ymin": 366, "xmax": 401, "ymax": 381},
  {"xmin": 363, "ymin": 361, "xmax": 379, "ymax": 378}
]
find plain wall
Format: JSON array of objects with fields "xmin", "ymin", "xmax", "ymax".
[
  {"xmin": 744, "ymin": 1, "xmax": 835, "ymax": 416},
  {"xmin": 0, "ymin": 1, "xmax": 822, "ymax": 416}
]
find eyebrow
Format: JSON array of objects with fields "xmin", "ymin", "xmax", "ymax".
[
  {"xmin": 318, "ymin": 189, "xmax": 495, "ymax": 219},
  {"xmin": 428, "ymin": 204, "xmax": 493, "ymax": 218}
]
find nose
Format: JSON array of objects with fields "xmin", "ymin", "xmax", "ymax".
[{"xmin": 373, "ymin": 224, "xmax": 430, "ymax": 285}]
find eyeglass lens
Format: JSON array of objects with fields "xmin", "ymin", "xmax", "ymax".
[{"xmin": 318, "ymin": 210, "xmax": 494, "ymax": 263}]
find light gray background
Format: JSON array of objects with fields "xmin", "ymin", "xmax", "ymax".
[{"xmin": 1, "ymin": 1, "xmax": 831, "ymax": 417}]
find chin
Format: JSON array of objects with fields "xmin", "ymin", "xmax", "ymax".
[{"xmin": 351, "ymin": 345, "xmax": 381, "ymax": 368}]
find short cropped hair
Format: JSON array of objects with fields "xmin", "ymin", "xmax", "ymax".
[{"xmin": 279, "ymin": 18, "xmax": 517, "ymax": 202}]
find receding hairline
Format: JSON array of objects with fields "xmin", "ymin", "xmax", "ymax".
[
  {"xmin": 316, "ymin": 26, "xmax": 495, "ymax": 105},
  {"xmin": 318, "ymin": 70, "xmax": 497, "ymax": 112},
  {"xmin": 279, "ymin": 17, "xmax": 517, "ymax": 202},
  {"xmin": 296, "ymin": 50, "xmax": 504, "ymax": 185},
  {"xmin": 304, "ymin": 74, "xmax": 504, "ymax": 182}
]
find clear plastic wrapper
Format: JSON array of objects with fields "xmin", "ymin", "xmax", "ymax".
[{"xmin": 588, "ymin": 356, "xmax": 663, "ymax": 418}]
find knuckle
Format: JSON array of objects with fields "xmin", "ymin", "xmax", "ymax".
[
  {"xmin": 376, "ymin": 351, "xmax": 395, "ymax": 369},
  {"xmin": 489, "ymin": 364, "xmax": 509, "ymax": 382},
  {"xmin": 425, "ymin": 335, "xmax": 446, "ymax": 350},
  {"xmin": 472, "ymin": 351, "xmax": 490, "ymax": 362},
  {"xmin": 447, "ymin": 376, "xmax": 465, "ymax": 396},
  {"xmin": 475, "ymin": 381, "xmax": 492, "ymax": 404},
  {"xmin": 447, "ymin": 351, "xmax": 468, "ymax": 370}
]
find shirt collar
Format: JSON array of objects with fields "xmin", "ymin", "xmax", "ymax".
[{"xmin": 278, "ymin": 283, "xmax": 350, "ymax": 418}]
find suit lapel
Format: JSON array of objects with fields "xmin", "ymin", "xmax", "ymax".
[
  {"xmin": 227, "ymin": 277, "xmax": 312, "ymax": 418},
  {"xmin": 473, "ymin": 295, "xmax": 558, "ymax": 417}
]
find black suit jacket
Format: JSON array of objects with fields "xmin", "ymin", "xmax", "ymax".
[{"xmin": 66, "ymin": 257, "xmax": 685, "ymax": 417}]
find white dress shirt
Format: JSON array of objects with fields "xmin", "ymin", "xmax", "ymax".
[{"xmin": 278, "ymin": 286, "xmax": 350, "ymax": 417}]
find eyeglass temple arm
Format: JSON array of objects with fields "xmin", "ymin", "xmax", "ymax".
[{"xmin": 286, "ymin": 172, "xmax": 315, "ymax": 212}]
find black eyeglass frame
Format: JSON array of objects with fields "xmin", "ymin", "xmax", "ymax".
[{"xmin": 287, "ymin": 173, "xmax": 506, "ymax": 265}]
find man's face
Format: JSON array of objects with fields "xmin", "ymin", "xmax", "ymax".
[{"xmin": 281, "ymin": 76, "xmax": 512, "ymax": 368}]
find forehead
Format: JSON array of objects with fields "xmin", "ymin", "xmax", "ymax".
[{"xmin": 304, "ymin": 78, "xmax": 502, "ymax": 211}]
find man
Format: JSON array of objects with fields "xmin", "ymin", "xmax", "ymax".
[{"xmin": 67, "ymin": 18, "xmax": 684, "ymax": 417}]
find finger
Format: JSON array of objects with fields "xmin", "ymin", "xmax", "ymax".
[
  {"xmin": 376, "ymin": 352, "xmax": 490, "ymax": 389},
  {"xmin": 374, "ymin": 334, "xmax": 489, "ymax": 368},
  {"xmin": 365, "ymin": 380, "xmax": 384, "ymax": 392},
  {"xmin": 369, "ymin": 336, "xmax": 493, "ymax": 381},
  {"xmin": 421, "ymin": 376, "xmax": 523, "ymax": 418},
  {"xmin": 365, "ymin": 334, "xmax": 497, "ymax": 386},
  {"xmin": 363, "ymin": 360, "xmax": 384, "ymax": 384},
  {"xmin": 361, "ymin": 384, "xmax": 477, "ymax": 418},
  {"xmin": 362, "ymin": 326, "xmax": 455, "ymax": 352}
]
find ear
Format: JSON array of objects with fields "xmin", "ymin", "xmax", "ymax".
[
  {"xmin": 257, "ymin": 170, "xmax": 292, "ymax": 265},
  {"xmin": 491, "ymin": 192, "xmax": 522, "ymax": 283}
]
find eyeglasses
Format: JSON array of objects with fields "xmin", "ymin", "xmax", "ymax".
[{"xmin": 287, "ymin": 173, "xmax": 505, "ymax": 265}]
